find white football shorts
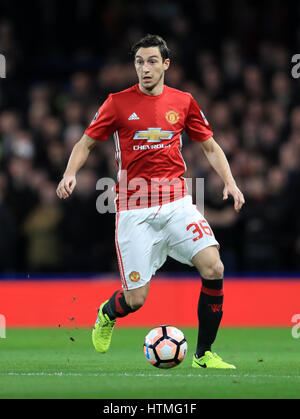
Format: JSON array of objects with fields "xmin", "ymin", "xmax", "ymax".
[{"xmin": 115, "ymin": 195, "xmax": 219, "ymax": 290}]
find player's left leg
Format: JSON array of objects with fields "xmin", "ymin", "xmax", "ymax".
[
  {"xmin": 191, "ymin": 245, "xmax": 235, "ymax": 369},
  {"xmin": 192, "ymin": 245, "xmax": 224, "ymax": 356},
  {"xmin": 163, "ymin": 196, "xmax": 235, "ymax": 368}
]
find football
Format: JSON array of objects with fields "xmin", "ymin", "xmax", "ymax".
[{"xmin": 143, "ymin": 325, "xmax": 188, "ymax": 368}]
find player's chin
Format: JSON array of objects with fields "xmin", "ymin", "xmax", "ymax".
[{"xmin": 146, "ymin": 83, "xmax": 158, "ymax": 92}]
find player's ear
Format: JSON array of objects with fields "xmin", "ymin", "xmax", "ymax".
[{"xmin": 163, "ymin": 58, "xmax": 170, "ymax": 71}]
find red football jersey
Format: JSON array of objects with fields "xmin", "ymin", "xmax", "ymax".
[{"xmin": 85, "ymin": 84, "xmax": 213, "ymax": 211}]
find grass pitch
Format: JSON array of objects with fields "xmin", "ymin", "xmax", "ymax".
[{"xmin": 0, "ymin": 327, "xmax": 299, "ymax": 399}]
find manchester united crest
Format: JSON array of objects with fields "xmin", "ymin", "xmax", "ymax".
[
  {"xmin": 165, "ymin": 110, "xmax": 179, "ymax": 124},
  {"xmin": 129, "ymin": 271, "xmax": 141, "ymax": 282}
]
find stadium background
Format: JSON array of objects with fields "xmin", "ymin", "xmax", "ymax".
[{"xmin": 0, "ymin": 0, "xmax": 300, "ymax": 328}]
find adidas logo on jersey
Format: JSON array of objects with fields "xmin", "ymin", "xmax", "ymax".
[{"xmin": 128, "ymin": 113, "xmax": 140, "ymax": 120}]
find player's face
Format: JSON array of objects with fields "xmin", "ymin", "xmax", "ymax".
[{"xmin": 134, "ymin": 47, "xmax": 170, "ymax": 93}]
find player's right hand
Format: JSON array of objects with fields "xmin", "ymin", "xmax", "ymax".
[{"xmin": 56, "ymin": 175, "xmax": 76, "ymax": 199}]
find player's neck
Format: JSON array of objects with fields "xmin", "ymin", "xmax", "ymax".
[{"xmin": 138, "ymin": 81, "xmax": 165, "ymax": 96}]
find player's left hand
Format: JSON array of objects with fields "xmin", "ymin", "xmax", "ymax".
[{"xmin": 223, "ymin": 182, "xmax": 245, "ymax": 212}]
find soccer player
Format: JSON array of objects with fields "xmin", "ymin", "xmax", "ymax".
[{"xmin": 56, "ymin": 35, "xmax": 245, "ymax": 369}]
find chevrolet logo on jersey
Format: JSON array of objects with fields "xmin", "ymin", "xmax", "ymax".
[{"xmin": 133, "ymin": 128, "xmax": 174, "ymax": 143}]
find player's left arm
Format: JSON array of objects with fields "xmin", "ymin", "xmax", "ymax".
[{"xmin": 200, "ymin": 137, "xmax": 245, "ymax": 212}]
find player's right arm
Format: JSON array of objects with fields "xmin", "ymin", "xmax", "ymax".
[
  {"xmin": 56, "ymin": 134, "xmax": 97, "ymax": 199},
  {"xmin": 57, "ymin": 93, "xmax": 117, "ymax": 199}
]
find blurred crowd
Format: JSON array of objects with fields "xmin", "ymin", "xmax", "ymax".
[{"xmin": 0, "ymin": 0, "xmax": 300, "ymax": 274}]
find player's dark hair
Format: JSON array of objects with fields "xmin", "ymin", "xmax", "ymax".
[{"xmin": 131, "ymin": 34, "xmax": 170, "ymax": 61}]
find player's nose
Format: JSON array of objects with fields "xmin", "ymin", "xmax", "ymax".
[{"xmin": 142, "ymin": 64, "xmax": 150, "ymax": 73}]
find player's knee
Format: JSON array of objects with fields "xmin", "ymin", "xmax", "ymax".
[
  {"xmin": 127, "ymin": 295, "xmax": 146, "ymax": 312},
  {"xmin": 129, "ymin": 299, "xmax": 145, "ymax": 312},
  {"xmin": 125, "ymin": 283, "xmax": 149, "ymax": 312},
  {"xmin": 201, "ymin": 259, "xmax": 224, "ymax": 279}
]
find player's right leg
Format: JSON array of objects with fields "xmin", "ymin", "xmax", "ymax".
[
  {"xmin": 92, "ymin": 283, "xmax": 149, "ymax": 354},
  {"xmin": 92, "ymin": 207, "xmax": 165, "ymax": 354},
  {"xmin": 102, "ymin": 282, "xmax": 150, "ymax": 323},
  {"xmin": 92, "ymin": 300, "xmax": 117, "ymax": 354}
]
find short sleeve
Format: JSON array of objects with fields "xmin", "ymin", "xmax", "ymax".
[
  {"xmin": 85, "ymin": 94, "xmax": 117, "ymax": 141},
  {"xmin": 185, "ymin": 96, "xmax": 213, "ymax": 142}
]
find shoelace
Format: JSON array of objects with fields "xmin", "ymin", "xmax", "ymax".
[{"xmin": 99, "ymin": 314, "xmax": 115, "ymax": 330}]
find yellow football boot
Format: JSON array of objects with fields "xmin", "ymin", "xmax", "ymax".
[
  {"xmin": 192, "ymin": 351, "xmax": 236, "ymax": 369},
  {"xmin": 92, "ymin": 300, "xmax": 116, "ymax": 353}
]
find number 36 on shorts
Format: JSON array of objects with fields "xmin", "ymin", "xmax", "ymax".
[{"xmin": 186, "ymin": 219, "xmax": 213, "ymax": 241}]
